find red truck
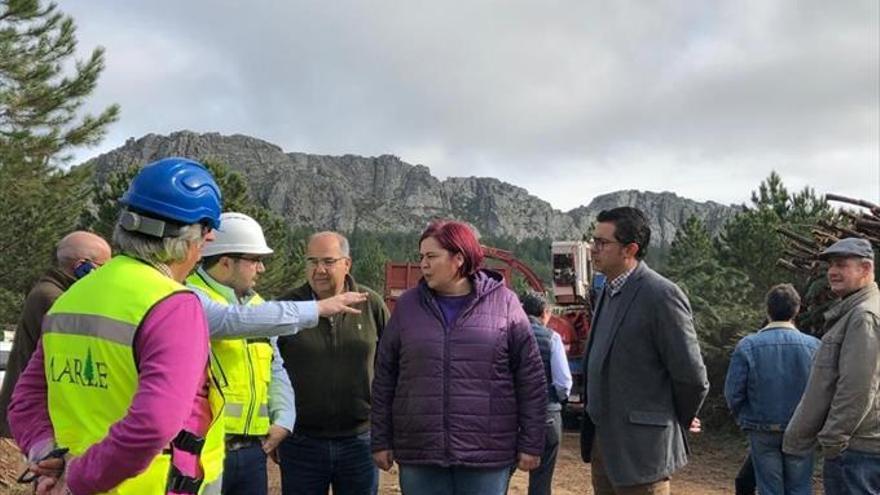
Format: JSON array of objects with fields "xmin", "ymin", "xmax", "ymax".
[{"xmin": 383, "ymin": 241, "xmax": 593, "ymax": 424}]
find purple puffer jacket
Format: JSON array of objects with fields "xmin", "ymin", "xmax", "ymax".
[{"xmin": 371, "ymin": 269, "xmax": 547, "ymax": 468}]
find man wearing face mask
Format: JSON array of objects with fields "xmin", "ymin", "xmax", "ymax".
[
  {"xmin": 0, "ymin": 231, "xmax": 111, "ymax": 437},
  {"xmin": 276, "ymin": 231, "xmax": 389, "ymax": 495}
]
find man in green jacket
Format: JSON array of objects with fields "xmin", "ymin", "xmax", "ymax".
[
  {"xmin": 277, "ymin": 231, "xmax": 389, "ymax": 495},
  {"xmin": 783, "ymin": 237, "xmax": 880, "ymax": 495}
]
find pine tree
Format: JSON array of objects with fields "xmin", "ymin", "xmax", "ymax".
[
  {"xmin": 77, "ymin": 163, "xmax": 140, "ymax": 241},
  {"xmin": 666, "ymin": 173, "xmax": 834, "ymax": 425},
  {"xmin": 0, "ymin": 0, "xmax": 118, "ymax": 324},
  {"xmin": 83, "ymin": 347, "xmax": 95, "ymax": 386},
  {"xmin": 664, "ymin": 216, "xmax": 760, "ymax": 424},
  {"xmin": 0, "ymin": 0, "xmax": 119, "ymax": 167},
  {"xmin": 350, "ymin": 231, "xmax": 390, "ymax": 291},
  {"xmin": 718, "ymin": 172, "xmax": 833, "ymax": 302}
]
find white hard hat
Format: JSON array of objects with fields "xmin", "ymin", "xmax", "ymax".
[{"xmin": 201, "ymin": 212, "xmax": 274, "ymax": 257}]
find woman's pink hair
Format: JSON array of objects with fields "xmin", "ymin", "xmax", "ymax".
[{"xmin": 419, "ymin": 220, "xmax": 484, "ymax": 277}]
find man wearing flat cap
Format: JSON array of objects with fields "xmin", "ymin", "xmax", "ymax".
[{"xmin": 783, "ymin": 237, "xmax": 880, "ymax": 495}]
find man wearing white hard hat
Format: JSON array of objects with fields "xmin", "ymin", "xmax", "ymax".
[{"xmin": 185, "ymin": 212, "xmax": 296, "ymax": 495}]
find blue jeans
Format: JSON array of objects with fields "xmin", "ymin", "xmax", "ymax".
[
  {"xmin": 823, "ymin": 449, "xmax": 880, "ymax": 495},
  {"xmin": 222, "ymin": 443, "xmax": 268, "ymax": 495},
  {"xmin": 748, "ymin": 431, "xmax": 813, "ymax": 495},
  {"xmin": 278, "ymin": 431, "xmax": 378, "ymax": 495},
  {"xmin": 399, "ymin": 464, "xmax": 511, "ymax": 495}
]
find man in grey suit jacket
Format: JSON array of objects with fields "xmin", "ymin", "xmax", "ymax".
[{"xmin": 582, "ymin": 207, "xmax": 709, "ymax": 495}]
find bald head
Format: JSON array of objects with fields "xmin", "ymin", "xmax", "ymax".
[
  {"xmin": 306, "ymin": 231, "xmax": 352, "ymax": 299},
  {"xmin": 56, "ymin": 231, "xmax": 112, "ymax": 276}
]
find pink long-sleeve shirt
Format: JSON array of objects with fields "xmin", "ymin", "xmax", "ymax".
[{"xmin": 8, "ymin": 292, "xmax": 213, "ymax": 495}]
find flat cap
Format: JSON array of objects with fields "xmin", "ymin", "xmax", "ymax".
[{"xmin": 819, "ymin": 237, "xmax": 875, "ymax": 261}]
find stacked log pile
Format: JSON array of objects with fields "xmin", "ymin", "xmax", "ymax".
[{"xmin": 778, "ymin": 194, "xmax": 880, "ymax": 335}]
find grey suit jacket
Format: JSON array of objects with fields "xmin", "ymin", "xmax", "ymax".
[{"xmin": 581, "ymin": 262, "xmax": 709, "ymax": 487}]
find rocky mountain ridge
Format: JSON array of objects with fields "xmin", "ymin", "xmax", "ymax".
[{"xmin": 83, "ymin": 131, "xmax": 740, "ymax": 245}]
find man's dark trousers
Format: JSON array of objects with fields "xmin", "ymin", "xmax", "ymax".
[
  {"xmin": 279, "ymin": 431, "xmax": 378, "ymax": 495},
  {"xmin": 222, "ymin": 442, "xmax": 268, "ymax": 495},
  {"xmin": 527, "ymin": 410, "xmax": 562, "ymax": 495},
  {"xmin": 734, "ymin": 453, "xmax": 756, "ymax": 495}
]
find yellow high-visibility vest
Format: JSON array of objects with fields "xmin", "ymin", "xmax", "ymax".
[
  {"xmin": 187, "ymin": 272, "xmax": 272, "ymax": 435},
  {"xmin": 44, "ymin": 255, "xmax": 225, "ymax": 494}
]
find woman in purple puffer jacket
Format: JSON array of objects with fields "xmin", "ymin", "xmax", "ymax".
[{"xmin": 371, "ymin": 220, "xmax": 547, "ymax": 495}]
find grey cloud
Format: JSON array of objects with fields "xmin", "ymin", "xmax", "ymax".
[{"xmin": 65, "ymin": 0, "xmax": 878, "ymax": 209}]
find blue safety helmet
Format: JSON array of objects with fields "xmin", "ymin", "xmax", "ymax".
[{"xmin": 119, "ymin": 158, "xmax": 223, "ymax": 237}]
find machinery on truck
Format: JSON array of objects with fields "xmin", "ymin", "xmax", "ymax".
[{"xmin": 383, "ymin": 241, "xmax": 594, "ymax": 423}]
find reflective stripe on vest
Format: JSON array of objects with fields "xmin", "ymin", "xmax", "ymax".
[
  {"xmin": 187, "ymin": 272, "xmax": 272, "ymax": 436},
  {"xmin": 44, "ymin": 255, "xmax": 225, "ymax": 494}
]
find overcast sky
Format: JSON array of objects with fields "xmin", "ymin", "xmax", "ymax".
[{"xmin": 63, "ymin": 0, "xmax": 879, "ymax": 211}]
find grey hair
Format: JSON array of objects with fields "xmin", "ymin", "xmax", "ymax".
[
  {"xmin": 864, "ymin": 258, "xmax": 876, "ymax": 279},
  {"xmin": 113, "ymin": 222, "xmax": 203, "ymax": 265},
  {"xmin": 309, "ymin": 231, "xmax": 350, "ymax": 257}
]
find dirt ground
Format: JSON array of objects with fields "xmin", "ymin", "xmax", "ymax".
[
  {"xmin": 2, "ymin": 433, "xmax": 824, "ymax": 494},
  {"xmin": 1, "ymin": 439, "xmax": 28, "ymax": 495},
  {"xmin": 264, "ymin": 431, "xmax": 825, "ymax": 495}
]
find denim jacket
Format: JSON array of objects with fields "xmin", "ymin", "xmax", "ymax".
[{"xmin": 724, "ymin": 322, "xmax": 820, "ymax": 432}]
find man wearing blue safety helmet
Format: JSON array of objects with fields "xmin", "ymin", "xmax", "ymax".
[
  {"xmin": 9, "ymin": 157, "xmax": 233, "ymax": 494},
  {"xmin": 10, "ymin": 157, "xmax": 368, "ymax": 495}
]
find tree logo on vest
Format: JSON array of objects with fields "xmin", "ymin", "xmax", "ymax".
[{"xmin": 49, "ymin": 348, "xmax": 109, "ymax": 389}]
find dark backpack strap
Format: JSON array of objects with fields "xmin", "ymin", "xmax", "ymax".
[
  {"xmin": 166, "ymin": 464, "xmax": 203, "ymax": 494},
  {"xmin": 171, "ymin": 430, "xmax": 206, "ymax": 455}
]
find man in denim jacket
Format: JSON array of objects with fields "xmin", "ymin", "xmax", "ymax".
[{"xmin": 725, "ymin": 284, "xmax": 820, "ymax": 495}]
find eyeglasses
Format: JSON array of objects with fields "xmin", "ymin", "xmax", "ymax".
[
  {"xmin": 305, "ymin": 257, "xmax": 346, "ymax": 268},
  {"xmin": 228, "ymin": 254, "xmax": 266, "ymax": 264},
  {"xmin": 590, "ymin": 237, "xmax": 622, "ymax": 250}
]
